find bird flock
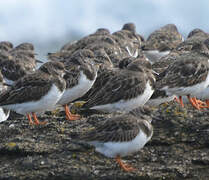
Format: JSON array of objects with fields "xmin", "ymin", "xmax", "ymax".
[{"xmin": 0, "ymin": 23, "xmax": 209, "ymax": 172}]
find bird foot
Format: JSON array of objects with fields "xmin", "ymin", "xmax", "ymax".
[
  {"xmin": 64, "ymin": 104, "xmax": 80, "ymax": 121},
  {"xmin": 116, "ymin": 156, "xmax": 136, "ymax": 172},
  {"xmin": 187, "ymin": 97, "xmax": 202, "ymax": 110}
]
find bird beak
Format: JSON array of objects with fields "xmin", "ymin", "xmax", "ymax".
[
  {"xmin": 3, "ymin": 83, "xmax": 12, "ymax": 87},
  {"xmin": 36, "ymin": 59, "xmax": 44, "ymax": 63},
  {"xmin": 152, "ymin": 70, "xmax": 159, "ymax": 76},
  {"xmin": 64, "ymin": 69, "xmax": 69, "ymax": 74}
]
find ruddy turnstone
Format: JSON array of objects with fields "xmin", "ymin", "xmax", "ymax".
[
  {"xmin": 10, "ymin": 42, "xmax": 42, "ymax": 72},
  {"xmin": 57, "ymin": 49, "xmax": 99, "ymax": 120},
  {"xmin": 78, "ymin": 112, "xmax": 153, "ymax": 171},
  {"xmin": 187, "ymin": 28, "xmax": 209, "ymax": 39},
  {"xmin": 176, "ymin": 29, "xmax": 209, "ymax": 53},
  {"xmin": 0, "ymin": 41, "xmax": 13, "ymax": 52},
  {"xmin": 112, "ymin": 23, "xmax": 143, "ymax": 61},
  {"xmin": 156, "ymin": 40, "xmax": 209, "ymax": 110},
  {"xmin": 0, "ymin": 43, "xmax": 41, "ymax": 85},
  {"xmin": 0, "ymin": 55, "xmax": 27, "ymax": 85},
  {"xmin": 0, "ymin": 70, "xmax": 10, "ymax": 122},
  {"xmin": 152, "ymin": 29, "xmax": 209, "ymax": 74},
  {"xmin": 0, "ymin": 61, "xmax": 66, "ymax": 125},
  {"xmin": 59, "ymin": 27, "xmax": 111, "ymax": 55},
  {"xmin": 82, "ymin": 57, "xmax": 155, "ymax": 113},
  {"xmin": 142, "ymin": 24, "xmax": 183, "ymax": 63}
]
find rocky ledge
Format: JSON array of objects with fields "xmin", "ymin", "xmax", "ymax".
[{"xmin": 0, "ymin": 102, "xmax": 209, "ymax": 180}]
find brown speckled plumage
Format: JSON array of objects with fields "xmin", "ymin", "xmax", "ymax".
[
  {"xmin": 142, "ymin": 24, "xmax": 183, "ymax": 51},
  {"xmin": 62, "ymin": 49, "xmax": 98, "ymax": 89},
  {"xmin": 0, "ymin": 57, "xmax": 27, "ymax": 82},
  {"xmin": 0, "ymin": 41, "xmax": 13, "ymax": 51},
  {"xmin": 156, "ymin": 51, "xmax": 209, "ymax": 89},
  {"xmin": 80, "ymin": 113, "xmax": 153, "ymax": 143},
  {"xmin": 83, "ymin": 58, "xmax": 155, "ymax": 109},
  {"xmin": 0, "ymin": 61, "xmax": 66, "ymax": 105}
]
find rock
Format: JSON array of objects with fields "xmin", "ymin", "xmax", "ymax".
[{"xmin": 0, "ymin": 102, "xmax": 209, "ymax": 179}]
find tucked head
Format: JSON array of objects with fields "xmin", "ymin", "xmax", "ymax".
[
  {"xmin": 203, "ymin": 38, "xmax": 209, "ymax": 50},
  {"xmin": 126, "ymin": 59, "xmax": 146, "ymax": 72},
  {"xmin": 14, "ymin": 43, "xmax": 34, "ymax": 51},
  {"xmin": 95, "ymin": 28, "xmax": 110, "ymax": 35},
  {"xmin": 39, "ymin": 61, "xmax": 66, "ymax": 77},
  {"xmin": 187, "ymin": 28, "xmax": 208, "ymax": 39},
  {"xmin": 0, "ymin": 41, "xmax": 13, "ymax": 51},
  {"xmin": 122, "ymin": 23, "xmax": 136, "ymax": 33},
  {"xmin": 122, "ymin": 56, "xmax": 152, "ymax": 71},
  {"xmin": 191, "ymin": 40, "xmax": 209, "ymax": 54}
]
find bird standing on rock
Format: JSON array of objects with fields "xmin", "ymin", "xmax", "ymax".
[
  {"xmin": 142, "ymin": 24, "xmax": 183, "ymax": 63},
  {"xmin": 82, "ymin": 57, "xmax": 155, "ymax": 113},
  {"xmin": 78, "ymin": 111, "xmax": 153, "ymax": 172},
  {"xmin": 0, "ymin": 61, "xmax": 66, "ymax": 125},
  {"xmin": 56, "ymin": 49, "xmax": 99, "ymax": 121},
  {"xmin": 156, "ymin": 40, "xmax": 209, "ymax": 110},
  {"xmin": 0, "ymin": 70, "xmax": 10, "ymax": 122}
]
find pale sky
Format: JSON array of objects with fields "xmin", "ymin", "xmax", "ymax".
[{"xmin": 0, "ymin": 0, "xmax": 208, "ymax": 58}]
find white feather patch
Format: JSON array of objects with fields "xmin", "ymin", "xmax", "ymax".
[
  {"xmin": 58, "ymin": 71, "xmax": 97, "ymax": 105},
  {"xmin": 2, "ymin": 84, "xmax": 63, "ymax": 115},
  {"xmin": 90, "ymin": 130, "xmax": 151, "ymax": 158},
  {"xmin": 0, "ymin": 108, "xmax": 10, "ymax": 122},
  {"xmin": 91, "ymin": 81, "xmax": 154, "ymax": 112}
]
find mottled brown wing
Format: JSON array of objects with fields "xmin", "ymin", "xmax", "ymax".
[
  {"xmin": 0, "ymin": 59, "xmax": 26, "ymax": 81},
  {"xmin": 78, "ymin": 68, "xmax": 117, "ymax": 101},
  {"xmin": 83, "ymin": 70, "xmax": 146, "ymax": 108},
  {"xmin": 0, "ymin": 72, "xmax": 52, "ymax": 105},
  {"xmin": 63, "ymin": 67, "xmax": 81, "ymax": 89},
  {"xmin": 80, "ymin": 115, "xmax": 140, "ymax": 143},
  {"xmin": 157, "ymin": 57, "xmax": 209, "ymax": 89}
]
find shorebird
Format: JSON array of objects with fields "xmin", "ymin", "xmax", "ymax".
[
  {"xmin": 155, "ymin": 40, "xmax": 209, "ymax": 110},
  {"xmin": 78, "ymin": 111, "xmax": 153, "ymax": 171},
  {"xmin": 142, "ymin": 24, "xmax": 183, "ymax": 63},
  {"xmin": 0, "ymin": 70, "xmax": 10, "ymax": 122},
  {"xmin": 0, "ymin": 61, "xmax": 66, "ymax": 125},
  {"xmin": 56, "ymin": 49, "xmax": 99, "ymax": 120},
  {"xmin": 82, "ymin": 57, "xmax": 155, "ymax": 113}
]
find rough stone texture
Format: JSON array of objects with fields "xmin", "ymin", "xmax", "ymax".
[{"xmin": 0, "ymin": 102, "xmax": 209, "ymax": 180}]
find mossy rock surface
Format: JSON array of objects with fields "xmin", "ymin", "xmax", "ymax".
[{"xmin": 0, "ymin": 102, "xmax": 209, "ymax": 180}]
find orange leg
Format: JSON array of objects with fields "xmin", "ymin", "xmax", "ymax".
[
  {"xmin": 115, "ymin": 156, "xmax": 136, "ymax": 172},
  {"xmin": 194, "ymin": 98, "xmax": 206, "ymax": 106},
  {"xmin": 27, "ymin": 114, "xmax": 34, "ymax": 125},
  {"xmin": 206, "ymin": 99, "xmax": 209, "ymax": 107},
  {"xmin": 199, "ymin": 99, "xmax": 209, "ymax": 108},
  {"xmin": 32, "ymin": 112, "xmax": 47, "ymax": 125},
  {"xmin": 179, "ymin": 96, "xmax": 184, "ymax": 108},
  {"xmin": 64, "ymin": 104, "xmax": 80, "ymax": 121},
  {"xmin": 174, "ymin": 96, "xmax": 180, "ymax": 104},
  {"xmin": 187, "ymin": 96, "xmax": 200, "ymax": 110}
]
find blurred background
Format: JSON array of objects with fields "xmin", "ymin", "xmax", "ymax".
[{"xmin": 0, "ymin": 0, "xmax": 208, "ymax": 61}]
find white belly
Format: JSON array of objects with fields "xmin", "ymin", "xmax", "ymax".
[
  {"xmin": 90, "ymin": 131, "xmax": 151, "ymax": 158},
  {"xmin": 2, "ymin": 84, "xmax": 64, "ymax": 115},
  {"xmin": 91, "ymin": 82, "xmax": 154, "ymax": 112},
  {"xmin": 58, "ymin": 71, "xmax": 96, "ymax": 105},
  {"xmin": 0, "ymin": 108, "xmax": 10, "ymax": 122},
  {"xmin": 195, "ymin": 86, "xmax": 209, "ymax": 100},
  {"xmin": 4, "ymin": 77, "xmax": 15, "ymax": 86},
  {"xmin": 162, "ymin": 72, "xmax": 209, "ymax": 97},
  {"xmin": 143, "ymin": 50, "xmax": 170, "ymax": 63},
  {"xmin": 146, "ymin": 94, "xmax": 176, "ymax": 106}
]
